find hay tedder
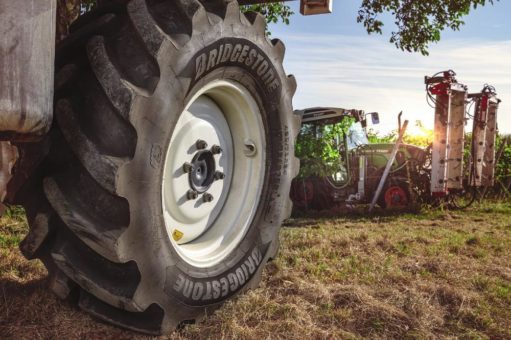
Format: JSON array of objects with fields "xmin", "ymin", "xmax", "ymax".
[{"xmin": 290, "ymin": 70, "xmax": 501, "ymax": 212}]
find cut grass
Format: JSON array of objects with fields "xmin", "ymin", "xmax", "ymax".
[{"xmin": 0, "ymin": 202, "xmax": 510, "ymax": 339}]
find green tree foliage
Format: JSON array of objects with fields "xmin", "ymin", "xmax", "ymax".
[
  {"xmin": 295, "ymin": 118, "xmax": 354, "ymax": 178},
  {"xmin": 241, "ymin": 2, "xmax": 293, "ymax": 33},
  {"xmin": 367, "ymin": 121, "xmax": 434, "ymax": 147},
  {"xmin": 57, "ymin": 1, "xmax": 293, "ymax": 39},
  {"xmin": 59, "ymin": 1, "xmax": 496, "ymax": 54},
  {"xmin": 494, "ymin": 134, "xmax": 510, "ymax": 185},
  {"xmin": 245, "ymin": 0, "xmax": 497, "ymax": 54},
  {"xmin": 357, "ymin": 0, "xmax": 497, "ymax": 55}
]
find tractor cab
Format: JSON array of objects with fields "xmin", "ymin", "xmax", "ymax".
[
  {"xmin": 295, "ymin": 107, "xmax": 378, "ymax": 185},
  {"xmin": 291, "ymin": 107, "xmax": 375, "ymax": 210},
  {"xmin": 298, "ymin": 106, "xmax": 379, "ymax": 148}
]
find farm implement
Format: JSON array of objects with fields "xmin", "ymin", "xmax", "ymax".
[{"xmin": 290, "ymin": 70, "xmax": 501, "ymax": 212}]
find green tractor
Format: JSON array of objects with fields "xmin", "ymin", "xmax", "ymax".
[
  {"xmin": 290, "ymin": 72, "xmax": 501, "ymax": 213},
  {"xmin": 290, "ymin": 107, "xmax": 430, "ymax": 211}
]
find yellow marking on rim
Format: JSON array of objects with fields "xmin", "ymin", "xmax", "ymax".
[{"xmin": 172, "ymin": 229, "xmax": 184, "ymax": 242}]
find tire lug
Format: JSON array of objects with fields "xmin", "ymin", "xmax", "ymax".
[
  {"xmin": 187, "ymin": 190, "xmax": 199, "ymax": 200},
  {"xmin": 211, "ymin": 145, "xmax": 222, "ymax": 155},
  {"xmin": 202, "ymin": 193, "xmax": 214, "ymax": 203},
  {"xmin": 182, "ymin": 162, "xmax": 193, "ymax": 173},
  {"xmin": 214, "ymin": 171, "xmax": 225, "ymax": 181},
  {"xmin": 196, "ymin": 139, "xmax": 208, "ymax": 150}
]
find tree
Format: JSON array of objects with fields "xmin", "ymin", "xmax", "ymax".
[
  {"xmin": 56, "ymin": 1, "xmax": 293, "ymax": 40},
  {"xmin": 241, "ymin": 2, "xmax": 293, "ymax": 33},
  {"xmin": 57, "ymin": 1, "xmax": 497, "ymax": 55},
  {"xmin": 243, "ymin": 1, "xmax": 497, "ymax": 55},
  {"xmin": 357, "ymin": 0, "xmax": 497, "ymax": 55}
]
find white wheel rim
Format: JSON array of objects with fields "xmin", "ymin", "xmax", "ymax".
[{"xmin": 162, "ymin": 80, "xmax": 266, "ymax": 267}]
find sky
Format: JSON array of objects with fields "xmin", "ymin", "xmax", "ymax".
[{"xmin": 269, "ymin": 1, "xmax": 511, "ymax": 135}]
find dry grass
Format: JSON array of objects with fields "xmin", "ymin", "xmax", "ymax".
[{"xmin": 1, "ymin": 203, "xmax": 510, "ymax": 339}]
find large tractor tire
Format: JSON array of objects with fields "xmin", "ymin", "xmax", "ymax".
[{"xmin": 13, "ymin": 0, "xmax": 298, "ymax": 334}]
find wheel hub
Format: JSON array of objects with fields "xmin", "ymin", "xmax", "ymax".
[
  {"xmin": 384, "ymin": 186, "xmax": 408, "ymax": 208},
  {"xmin": 189, "ymin": 150, "xmax": 217, "ymax": 193},
  {"xmin": 161, "ymin": 80, "xmax": 266, "ymax": 267}
]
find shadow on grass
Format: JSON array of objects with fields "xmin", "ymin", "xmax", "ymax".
[
  {"xmin": 0, "ymin": 276, "xmax": 135, "ymax": 338},
  {"xmin": 0, "ymin": 277, "xmax": 54, "ymax": 336},
  {"xmin": 284, "ymin": 205, "xmax": 429, "ymax": 227},
  {"xmin": 285, "ymin": 200, "xmax": 511, "ymax": 228}
]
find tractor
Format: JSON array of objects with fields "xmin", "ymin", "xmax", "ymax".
[
  {"xmin": 290, "ymin": 107, "xmax": 429, "ymax": 211},
  {"xmin": 0, "ymin": 0, "xmax": 333, "ymax": 334},
  {"xmin": 290, "ymin": 71, "xmax": 501, "ymax": 213}
]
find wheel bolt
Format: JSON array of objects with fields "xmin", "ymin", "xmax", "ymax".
[
  {"xmin": 203, "ymin": 193, "xmax": 214, "ymax": 203},
  {"xmin": 211, "ymin": 145, "xmax": 222, "ymax": 155},
  {"xmin": 187, "ymin": 190, "xmax": 199, "ymax": 200},
  {"xmin": 196, "ymin": 139, "xmax": 208, "ymax": 150},
  {"xmin": 183, "ymin": 162, "xmax": 193, "ymax": 173},
  {"xmin": 214, "ymin": 171, "xmax": 225, "ymax": 180}
]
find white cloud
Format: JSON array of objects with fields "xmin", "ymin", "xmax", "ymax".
[{"xmin": 281, "ymin": 34, "xmax": 511, "ymax": 134}]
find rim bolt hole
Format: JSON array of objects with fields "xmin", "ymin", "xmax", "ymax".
[
  {"xmin": 187, "ymin": 190, "xmax": 199, "ymax": 200},
  {"xmin": 196, "ymin": 139, "xmax": 208, "ymax": 150},
  {"xmin": 203, "ymin": 193, "xmax": 214, "ymax": 203},
  {"xmin": 214, "ymin": 171, "xmax": 225, "ymax": 181},
  {"xmin": 211, "ymin": 145, "xmax": 222, "ymax": 155},
  {"xmin": 183, "ymin": 162, "xmax": 193, "ymax": 173}
]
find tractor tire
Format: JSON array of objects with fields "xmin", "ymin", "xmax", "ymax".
[{"xmin": 14, "ymin": 0, "xmax": 299, "ymax": 334}]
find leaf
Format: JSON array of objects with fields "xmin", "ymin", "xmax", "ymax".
[{"xmin": 357, "ymin": 0, "xmax": 498, "ymax": 55}]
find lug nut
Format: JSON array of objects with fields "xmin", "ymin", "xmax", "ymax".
[
  {"xmin": 187, "ymin": 190, "xmax": 199, "ymax": 200},
  {"xmin": 196, "ymin": 139, "xmax": 208, "ymax": 150},
  {"xmin": 183, "ymin": 162, "xmax": 193, "ymax": 173},
  {"xmin": 214, "ymin": 171, "xmax": 225, "ymax": 180},
  {"xmin": 211, "ymin": 145, "xmax": 222, "ymax": 155},
  {"xmin": 203, "ymin": 193, "xmax": 214, "ymax": 203}
]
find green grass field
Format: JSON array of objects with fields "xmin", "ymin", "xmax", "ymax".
[{"xmin": 1, "ymin": 203, "xmax": 510, "ymax": 339}]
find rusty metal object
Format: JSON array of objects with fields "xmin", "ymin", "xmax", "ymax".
[
  {"xmin": 469, "ymin": 85, "xmax": 500, "ymax": 187},
  {"xmin": 446, "ymin": 87, "xmax": 467, "ymax": 190},
  {"xmin": 0, "ymin": 142, "xmax": 18, "ymax": 213},
  {"xmin": 0, "ymin": 0, "xmax": 57, "ymax": 141},
  {"xmin": 425, "ymin": 71, "xmax": 468, "ymax": 195}
]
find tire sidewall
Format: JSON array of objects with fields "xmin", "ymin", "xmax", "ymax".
[{"xmin": 119, "ymin": 31, "xmax": 293, "ymax": 311}]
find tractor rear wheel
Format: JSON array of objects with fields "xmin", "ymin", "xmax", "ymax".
[{"xmin": 13, "ymin": 0, "xmax": 298, "ymax": 334}]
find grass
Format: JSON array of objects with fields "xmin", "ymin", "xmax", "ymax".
[{"xmin": 1, "ymin": 202, "xmax": 510, "ymax": 339}]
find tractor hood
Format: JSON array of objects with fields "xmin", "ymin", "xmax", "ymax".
[{"xmin": 357, "ymin": 143, "xmax": 428, "ymax": 164}]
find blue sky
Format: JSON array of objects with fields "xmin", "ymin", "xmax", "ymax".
[{"xmin": 269, "ymin": 1, "xmax": 511, "ymax": 135}]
